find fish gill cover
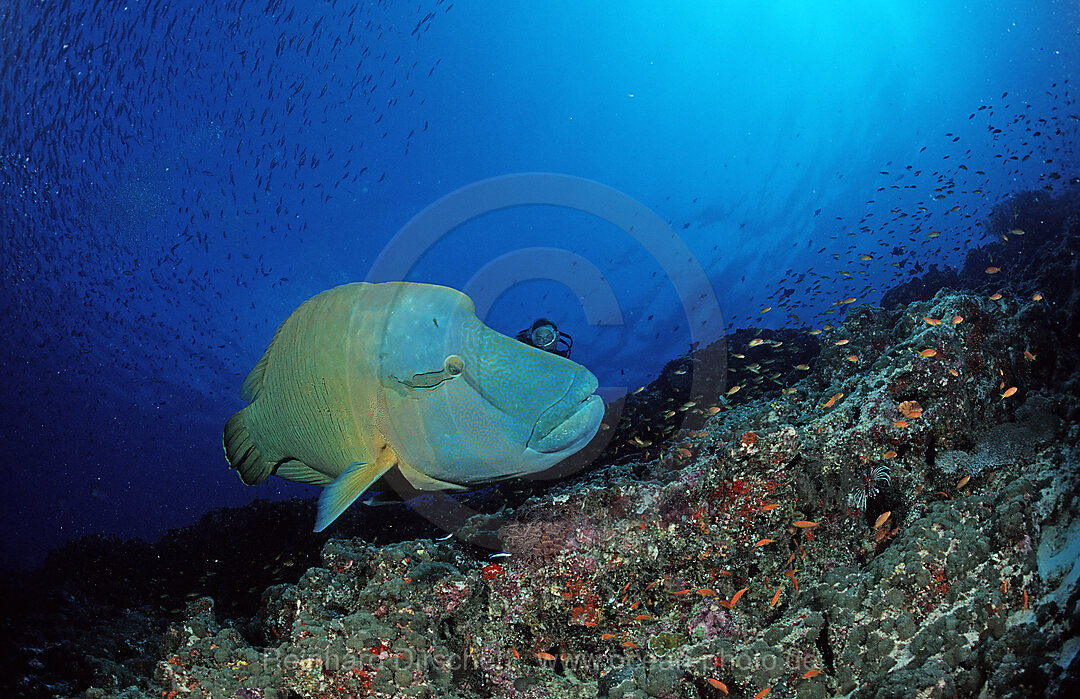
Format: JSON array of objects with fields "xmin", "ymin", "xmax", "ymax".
[{"xmin": 1, "ymin": 0, "xmax": 1080, "ymax": 697}]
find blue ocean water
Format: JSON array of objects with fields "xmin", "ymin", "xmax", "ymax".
[{"xmin": 1, "ymin": 0, "xmax": 1077, "ymax": 570}]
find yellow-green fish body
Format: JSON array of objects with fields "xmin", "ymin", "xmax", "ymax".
[{"xmin": 224, "ymin": 282, "xmax": 604, "ymax": 531}]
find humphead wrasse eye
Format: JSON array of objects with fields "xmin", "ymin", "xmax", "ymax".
[
  {"xmin": 444, "ymin": 354, "xmax": 463, "ymax": 376},
  {"xmin": 401, "ymin": 354, "xmax": 465, "ymax": 389}
]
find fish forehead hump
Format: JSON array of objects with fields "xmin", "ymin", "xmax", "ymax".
[{"xmin": 370, "ymin": 282, "xmax": 477, "ymax": 380}]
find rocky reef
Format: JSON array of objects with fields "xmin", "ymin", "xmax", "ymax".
[{"xmin": 4, "ymin": 187, "xmax": 1080, "ymax": 698}]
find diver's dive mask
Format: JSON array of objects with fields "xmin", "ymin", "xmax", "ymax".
[{"xmin": 518, "ymin": 317, "xmax": 573, "ymax": 358}]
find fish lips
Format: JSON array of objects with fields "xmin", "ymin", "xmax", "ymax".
[{"xmin": 529, "ymin": 372, "xmax": 604, "ymax": 454}]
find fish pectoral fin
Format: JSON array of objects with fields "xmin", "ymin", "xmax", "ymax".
[
  {"xmin": 396, "ymin": 460, "xmax": 470, "ymax": 492},
  {"xmin": 315, "ymin": 461, "xmax": 394, "ymax": 532}
]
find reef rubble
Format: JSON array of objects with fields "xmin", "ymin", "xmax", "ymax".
[{"xmin": 3, "ymin": 188, "xmax": 1080, "ymax": 699}]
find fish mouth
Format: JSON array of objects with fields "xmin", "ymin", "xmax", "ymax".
[{"xmin": 529, "ymin": 372, "xmax": 605, "ymax": 454}]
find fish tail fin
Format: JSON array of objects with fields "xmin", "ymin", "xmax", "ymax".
[
  {"xmin": 223, "ymin": 410, "xmax": 274, "ymax": 485},
  {"xmin": 315, "ymin": 460, "xmax": 394, "ymax": 532}
]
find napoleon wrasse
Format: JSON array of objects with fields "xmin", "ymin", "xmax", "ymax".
[{"xmin": 224, "ymin": 282, "xmax": 604, "ymax": 531}]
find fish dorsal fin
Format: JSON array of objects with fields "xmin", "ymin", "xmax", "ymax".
[
  {"xmin": 240, "ymin": 313, "xmax": 293, "ymax": 402},
  {"xmin": 239, "ymin": 351, "xmax": 269, "ymax": 402},
  {"xmin": 315, "ymin": 459, "xmax": 394, "ymax": 532}
]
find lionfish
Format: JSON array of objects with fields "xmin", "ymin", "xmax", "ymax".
[{"xmin": 849, "ymin": 463, "xmax": 891, "ymax": 510}]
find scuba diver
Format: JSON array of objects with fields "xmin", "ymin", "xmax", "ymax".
[{"xmin": 516, "ymin": 317, "xmax": 573, "ymax": 358}]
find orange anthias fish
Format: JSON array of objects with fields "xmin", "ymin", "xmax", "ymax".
[
  {"xmin": 874, "ymin": 511, "xmax": 891, "ymax": 529},
  {"xmin": 1001, "ymin": 386, "xmax": 1018, "ymax": 398},
  {"xmin": 754, "ymin": 538, "xmax": 774, "ymax": 547},
  {"xmin": 822, "ymin": 392, "xmax": 843, "ymax": 408},
  {"xmin": 728, "ymin": 587, "xmax": 748, "ymax": 607},
  {"xmin": 918, "ymin": 348, "xmax": 938, "ymax": 358},
  {"xmin": 792, "ymin": 520, "xmax": 818, "ymax": 528},
  {"xmin": 707, "ymin": 678, "xmax": 729, "ymax": 693},
  {"xmin": 883, "ymin": 450, "xmax": 898, "ymax": 459},
  {"xmin": 802, "ymin": 669, "xmax": 822, "ymax": 679},
  {"xmin": 985, "ymin": 266, "xmax": 1001, "ymax": 274},
  {"xmin": 923, "ymin": 317, "xmax": 942, "ymax": 326},
  {"xmin": 950, "ymin": 315, "xmax": 964, "ymax": 325},
  {"xmin": 990, "ymin": 292, "xmax": 1003, "ymax": 300},
  {"xmin": 771, "ymin": 586, "xmax": 782, "ymax": 607}
]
